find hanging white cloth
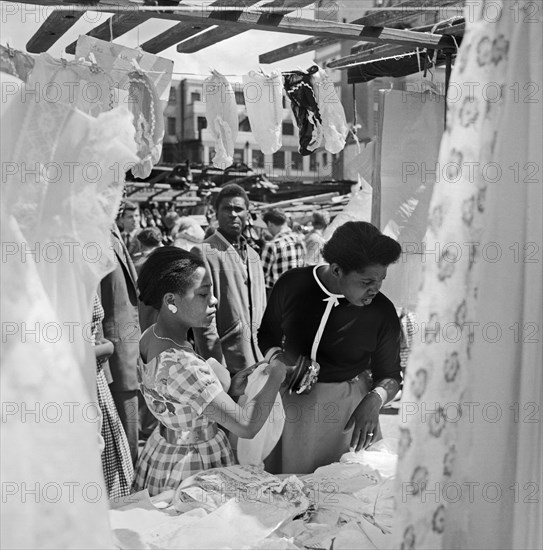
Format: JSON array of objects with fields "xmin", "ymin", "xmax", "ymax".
[
  {"xmin": 204, "ymin": 70, "xmax": 238, "ymax": 169},
  {"xmin": 310, "ymin": 66, "xmax": 349, "ymax": 154},
  {"xmin": 394, "ymin": 2, "xmax": 542, "ymax": 549},
  {"xmin": 242, "ymin": 70, "xmax": 283, "ymax": 155},
  {"xmin": 237, "ymin": 363, "xmax": 285, "ymax": 468},
  {"xmin": 1, "ymin": 76, "xmax": 139, "ymax": 548}
]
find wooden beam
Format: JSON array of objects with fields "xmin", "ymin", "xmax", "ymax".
[
  {"xmin": 176, "ymin": 0, "xmax": 315, "ymax": 54},
  {"xmin": 328, "ymin": 44, "xmax": 414, "ymax": 69},
  {"xmin": 141, "ymin": 22, "xmax": 213, "ymax": 54},
  {"xmin": 141, "ymin": 0, "xmax": 260, "ymax": 54},
  {"xmin": 258, "ymin": 0, "xmax": 463, "ymax": 63},
  {"xmin": 26, "ymin": 9, "xmax": 85, "ymax": 53},
  {"xmin": 65, "ymin": 12, "xmax": 153, "ymax": 54},
  {"xmin": 6, "ymin": 0, "xmax": 134, "ymax": 6},
  {"xmin": 328, "ymin": 20, "xmax": 463, "ymax": 69},
  {"xmin": 151, "ymin": 9, "xmax": 457, "ymax": 50}
]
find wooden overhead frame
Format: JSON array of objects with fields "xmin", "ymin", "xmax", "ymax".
[
  {"xmin": 258, "ymin": 0, "xmax": 464, "ymax": 64},
  {"xmin": 13, "ymin": 0, "xmax": 456, "ymax": 56},
  {"xmin": 328, "ymin": 17, "xmax": 464, "ymax": 70}
]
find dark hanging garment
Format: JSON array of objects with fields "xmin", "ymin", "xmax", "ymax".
[{"xmin": 283, "ymin": 65, "xmax": 323, "ymax": 156}]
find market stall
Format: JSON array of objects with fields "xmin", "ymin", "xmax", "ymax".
[{"xmin": 2, "ymin": 2, "xmax": 541, "ymax": 550}]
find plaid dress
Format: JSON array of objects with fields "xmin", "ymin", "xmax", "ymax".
[
  {"xmin": 133, "ymin": 348, "xmax": 234, "ymax": 496},
  {"xmin": 91, "ymin": 295, "xmax": 134, "ymax": 500}
]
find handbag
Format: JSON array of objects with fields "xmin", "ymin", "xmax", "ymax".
[{"xmin": 286, "ymin": 355, "xmax": 320, "ymax": 395}]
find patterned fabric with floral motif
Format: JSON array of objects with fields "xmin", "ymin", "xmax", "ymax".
[{"xmin": 394, "ymin": 2, "xmax": 516, "ymax": 548}]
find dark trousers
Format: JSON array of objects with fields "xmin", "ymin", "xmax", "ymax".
[{"xmin": 110, "ymin": 389, "xmax": 139, "ymax": 465}]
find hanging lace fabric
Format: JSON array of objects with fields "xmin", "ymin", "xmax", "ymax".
[
  {"xmin": 204, "ymin": 69, "xmax": 238, "ymax": 169},
  {"xmin": 0, "ymin": 44, "xmax": 34, "ymax": 82},
  {"xmin": 310, "ymin": 65, "xmax": 349, "ymax": 154},
  {"xmin": 1, "ymin": 73, "xmax": 139, "ymax": 548},
  {"xmin": 393, "ymin": 1, "xmax": 542, "ymax": 549},
  {"xmin": 242, "ymin": 69, "xmax": 283, "ymax": 155},
  {"xmin": 283, "ymin": 65, "xmax": 323, "ymax": 155},
  {"xmin": 27, "ymin": 52, "xmax": 115, "ymax": 117},
  {"xmin": 125, "ymin": 66, "xmax": 165, "ymax": 179}
]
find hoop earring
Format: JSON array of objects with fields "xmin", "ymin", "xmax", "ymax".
[{"xmin": 167, "ymin": 304, "xmax": 178, "ymax": 314}]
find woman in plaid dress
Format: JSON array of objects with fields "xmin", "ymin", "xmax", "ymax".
[
  {"xmin": 133, "ymin": 247, "xmax": 287, "ymax": 496},
  {"xmin": 91, "ymin": 294, "xmax": 134, "ymax": 499}
]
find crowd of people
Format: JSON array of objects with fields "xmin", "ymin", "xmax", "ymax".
[{"xmin": 93, "ymin": 183, "xmax": 405, "ymax": 499}]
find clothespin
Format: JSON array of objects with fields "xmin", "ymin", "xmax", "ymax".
[
  {"xmin": 5, "ymin": 38, "xmax": 14, "ymax": 57},
  {"xmin": 130, "ymin": 57, "xmax": 144, "ymax": 75}
]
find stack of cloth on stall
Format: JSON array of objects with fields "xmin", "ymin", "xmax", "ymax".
[{"xmin": 108, "ymin": 439, "xmax": 399, "ymax": 549}]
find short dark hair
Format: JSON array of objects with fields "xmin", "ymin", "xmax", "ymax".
[
  {"xmin": 214, "ymin": 183, "xmax": 249, "ymax": 210},
  {"xmin": 121, "ymin": 200, "xmax": 139, "ymax": 216},
  {"xmin": 137, "ymin": 227, "xmax": 163, "ymax": 247},
  {"xmin": 138, "ymin": 247, "xmax": 205, "ymax": 310},
  {"xmin": 312, "ymin": 210, "xmax": 330, "ymax": 229},
  {"xmin": 322, "ymin": 221, "xmax": 401, "ymax": 273},
  {"xmin": 262, "ymin": 208, "xmax": 287, "ymax": 226}
]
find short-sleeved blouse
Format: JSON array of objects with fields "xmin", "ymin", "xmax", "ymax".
[{"xmin": 138, "ymin": 347, "xmax": 223, "ymax": 431}]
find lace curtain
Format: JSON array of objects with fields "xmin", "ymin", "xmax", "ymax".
[{"xmin": 394, "ymin": 2, "xmax": 542, "ymax": 549}]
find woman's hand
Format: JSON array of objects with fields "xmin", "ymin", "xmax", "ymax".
[
  {"xmin": 228, "ymin": 363, "xmax": 257, "ymax": 398},
  {"xmin": 95, "ymin": 338, "xmax": 114, "ymax": 362},
  {"xmin": 264, "ymin": 353, "xmax": 292, "ymax": 385},
  {"xmin": 344, "ymin": 391, "xmax": 382, "ymax": 452}
]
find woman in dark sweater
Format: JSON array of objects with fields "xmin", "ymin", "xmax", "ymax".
[{"xmin": 258, "ymin": 221, "xmax": 403, "ymax": 474}]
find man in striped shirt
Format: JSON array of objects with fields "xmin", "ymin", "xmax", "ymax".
[{"xmin": 261, "ymin": 208, "xmax": 306, "ymax": 296}]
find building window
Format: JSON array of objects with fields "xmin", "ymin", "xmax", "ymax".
[
  {"xmin": 239, "ymin": 116, "xmax": 251, "ymax": 132},
  {"xmin": 291, "ymin": 151, "xmax": 303, "ymax": 171},
  {"xmin": 234, "ymin": 149, "xmax": 244, "ymax": 163},
  {"xmin": 235, "ymin": 91, "xmax": 245, "ymax": 105},
  {"xmin": 169, "ymin": 88, "xmax": 176, "ymax": 104},
  {"xmin": 322, "ymin": 152, "xmax": 328, "ymax": 167},
  {"xmin": 309, "ymin": 154, "xmax": 318, "ymax": 171},
  {"xmin": 167, "ymin": 117, "xmax": 176, "ymax": 136},
  {"xmin": 197, "ymin": 116, "xmax": 207, "ymax": 132},
  {"xmin": 273, "ymin": 151, "xmax": 285, "ymax": 170},
  {"xmin": 252, "ymin": 150, "xmax": 265, "ymax": 168},
  {"xmin": 191, "ymin": 91, "xmax": 201, "ymax": 103},
  {"xmin": 282, "ymin": 94, "xmax": 287, "ymax": 108},
  {"xmin": 282, "ymin": 121, "xmax": 294, "ymax": 135}
]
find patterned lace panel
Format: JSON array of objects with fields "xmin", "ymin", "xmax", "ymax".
[
  {"xmin": 6, "ymin": 97, "xmax": 138, "ymax": 287},
  {"xmin": 394, "ymin": 2, "xmax": 515, "ymax": 548},
  {"xmin": 127, "ymin": 71, "xmax": 165, "ymax": 179},
  {"xmin": 0, "ymin": 45, "xmax": 35, "ymax": 81},
  {"xmin": 29, "ymin": 52, "xmax": 116, "ymax": 117}
]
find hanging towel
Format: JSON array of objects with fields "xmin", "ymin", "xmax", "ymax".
[
  {"xmin": 283, "ymin": 66, "xmax": 323, "ymax": 155},
  {"xmin": 311, "ymin": 66, "xmax": 349, "ymax": 154},
  {"xmin": 204, "ymin": 71, "xmax": 238, "ymax": 169},
  {"xmin": 242, "ymin": 70, "xmax": 283, "ymax": 155}
]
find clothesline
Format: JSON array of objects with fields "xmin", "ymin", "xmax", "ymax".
[
  {"xmin": 0, "ymin": 4, "xmax": 465, "ymax": 13},
  {"xmin": 1, "ymin": 43, "xmax": 315, "ymax": 78}
]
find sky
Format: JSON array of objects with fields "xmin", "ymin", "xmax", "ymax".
[{"xmin": 0, "ymin": 2, "xmax": 324, "ymax": 81}]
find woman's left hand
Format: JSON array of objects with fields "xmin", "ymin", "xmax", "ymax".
[{"xmin": 344, "ymin": 392, "xmax": 382, "ymax": 452}]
